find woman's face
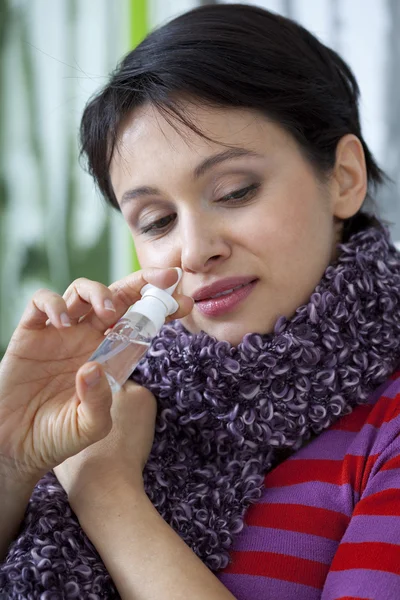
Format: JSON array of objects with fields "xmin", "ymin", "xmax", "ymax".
[{"xmin": 110, "ymin": 103, "xmax": 353, "ymax": 345}]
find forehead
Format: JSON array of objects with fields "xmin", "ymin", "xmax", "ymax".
[
  {"xmin": 117, "ymin": 101, "xmax": 266, "ymax": 150},
  {"xmin": 109, "ymin": 102, "xmax": 293, "ymax": 196}
]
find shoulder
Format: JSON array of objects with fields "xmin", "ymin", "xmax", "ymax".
[
  {"xmin": 265, "ymin": 370, "xmax": 400, "ymax": 493},
  {"xmin": 344, "ymin": 369, "xmax": 400, "ymax": 450}
]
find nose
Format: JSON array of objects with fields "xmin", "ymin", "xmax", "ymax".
[{"xmin": 180, "ymin": 211, "xmax": 231, "ymax": 274}]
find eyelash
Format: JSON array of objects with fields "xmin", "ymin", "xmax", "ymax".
[{"xmin": 140, "ymin": 183, "xmax": 261, "ymax": 235}]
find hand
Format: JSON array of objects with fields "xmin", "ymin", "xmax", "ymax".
[
  {"xmin": 54, "ymin": 381, "xmax": 156, "ymax": 514},
  {"xmin": 0, "ymin": 268, "xmax": 192, "ymax": 487}
]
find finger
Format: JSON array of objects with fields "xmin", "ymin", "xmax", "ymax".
[
  {"xmin": 109, "ymin": 267, "xmax": 181, "ymax": 310},
  {"xmin": 109, "ymin": 379, "xmax": 155, "ymax": 421},
  {"xmin": 100, "ymin": 292, "xmax": 193, "ymax": 336},
  {"xmin": 166, "ymin": 293, "xmax": 194, "ymax": 321},
  {"xmin": 63, "ymin": 278, "xmax": 117, "ymax": 326},
  {"xmin": 19, "ymin": 288, "xmax": 73, "ymax": 331},
  {"xmin": 84, "ymin": 267, "xmax": 183, "ymax": 329},
  {"xmin": 75, "ymin": 362, "xmax": 113, "ymax": 445}
]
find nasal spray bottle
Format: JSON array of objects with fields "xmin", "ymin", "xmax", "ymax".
[{"xmin": 88, "ymin": 268, "xmax": 182, "ymax": 393}]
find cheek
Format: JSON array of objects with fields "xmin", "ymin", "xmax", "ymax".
[
  {"xmin": 245, "ymin": 182, "xmax": 334, "ymax": 278},
  {"xmin": 133, "ymin": 238, "xmax": 179, "ymax": 270}
]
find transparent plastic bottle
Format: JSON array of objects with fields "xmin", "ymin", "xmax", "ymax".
[{"xmin": 88, "ymin": 268, "xmax": 182, "ymax": 393}]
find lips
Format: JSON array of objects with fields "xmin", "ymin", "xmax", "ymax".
[
  {"xmin": 209, "ymin": 283, "xmax": 248, "ymax": 299},
  {"xmin": 192, "ymin": 277, "xmax": 258, "ymax": 318},
  {"xmin": 192, "ymin": 277, "xmax": 258, "ymax": 302}
]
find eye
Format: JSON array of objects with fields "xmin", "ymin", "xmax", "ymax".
[
  {"xmin": 218, "ymin": 182, "xmax": 261, "ymax": 204},
  {"xmin": 140, "ymin": 214, "xmax": 177, "ymax": 235}
]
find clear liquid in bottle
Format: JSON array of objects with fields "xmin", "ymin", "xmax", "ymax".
[{"xmin": 88, "ymin": 313, "xmax": 155, "ymax": 392}]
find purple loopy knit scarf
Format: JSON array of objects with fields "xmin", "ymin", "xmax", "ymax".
[{"xmin": 2, "ymin": 224, "xmax": 400, "ymax": 599}]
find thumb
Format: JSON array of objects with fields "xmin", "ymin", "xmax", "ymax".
[{"xmin": 75, "ymin": 362, "xmax": 113, "ymax": 444}]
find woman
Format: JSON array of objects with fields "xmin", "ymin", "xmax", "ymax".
[{"xmin": 1, "ymin": 4, "xmax": 400, "ymax": 599}]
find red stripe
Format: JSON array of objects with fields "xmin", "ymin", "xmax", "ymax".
[
  {"xmin": 389, "ymin": 370, "xmax": 400, "ymax": 381},
  {"xmin": 223, "ymin": 550, "xmax": 328, "ymax": 588},
  {"xmin": 266, "ymin": 459, "xmax": 342, "ymax": 487},
  {"xmin": 380, "ymin": 453, "xmax": 400, "ymax": 471},
  {"xmin": 329, "ymin": 393, "xmax": 400, "ymax": 433},
  {"xmin": 265, "ymin": 455, "xmax": 378, "ymax": 490},
  {"xmin": 354, "ymin": 488, "xmax": 400, "ymax": 517},
  {"xmin": 330, "ymin": 394, "xmax": 400, "ymax": 433},
  {"xmin": 330, "ymin": 541, "xmax": 400, "ymax": 575},
  {"xmin": 365, "ymin": 395, "xmax": 400, "ymax": 427},
  {"xmin": 330, "ymin": 405, "xmax": 373, "ymax": 432},
  {"xmin": 335, "ymin": 597, "xmax": 371, "ymax": 599},
  {"xmin": 343, "ymin": 454, "xmax": 379, "ymax": 495},
  {"xmin": 246, "ymin": 502, "xmax": 349, "ymax": 540}
]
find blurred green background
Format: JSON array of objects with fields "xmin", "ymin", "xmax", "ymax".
[{"xmin": 1, "ymin": 0, "xmax": 399, "ymax": 357}]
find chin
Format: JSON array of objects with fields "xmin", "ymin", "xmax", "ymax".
[
  {"xmin": 185, "ymin": 319, "xmax": 272, "ymax": 346},
  {"xmin": 212, "ymin": 326, "xmax": 258, "ymax": 346}
]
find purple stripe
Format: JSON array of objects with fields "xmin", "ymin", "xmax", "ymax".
[
  {"xmin": 233, "ymin": 525, "xmax": 338, "ymax": 564},
  {"xmin": 295, "ymin": 418, "xmax": 400, "ymax": 462},
  {"xmin": 341, "ymin": 515, "xmax": 400, "ymax": 545},
  {"xmin": 260, "ymin": 480, "xmax": 359, "ymax": 515},
  {"xmin": 296, "ymin": 415, "xmax": 400, "ymax": 460},
  {"xmin": 366, "ymin": 378, "xmax": 394, "ymax": 404},
  {"xmin": 360, "ymin": 466, "xmax": 400, "ymax": 498},
  {"xmin": 347, "ymin": 418, "xmax": 400, "ymax": 456},
  {"xmin": 293, "ymin": 407, "xmax": 400, "ymax": 461},
  {"xmin": 219, "ymin": 572, "xmax": 321, "ymax": 600},
  {"xmin": 378, "ymin": 376, "xmax": 400, "ymax": 400},
  {"xmin": 321, "ymin": 569, "xmax": 400, "ymax": 600},
  {"xmin": 366, "ymin": 374, "xmax": 400, "ymax": 404},
  {"xmin": 292, "ymin": 429, "xmax": 358, "ymax": 460}
]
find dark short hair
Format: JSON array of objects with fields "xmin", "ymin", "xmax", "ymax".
[{"xmin": 80, "ymin": 3, "xmax": 385, "ymax": 237}]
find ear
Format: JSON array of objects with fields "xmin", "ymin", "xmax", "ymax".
[{"xmin": 331, "ymin": 134, "xmax": 368, "ymax": 219}]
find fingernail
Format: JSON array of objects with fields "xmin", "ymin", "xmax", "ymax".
[
  {"xmin": 83, "ymin": 365, "xmax": 100, "ymax": 387},
  {"xmin": 60, "ymin": 312, "xmax": 71, "ymax": 327},
  {"xmin": 104, "ymin": 298, "xmax": 116, "ymax": 312}
]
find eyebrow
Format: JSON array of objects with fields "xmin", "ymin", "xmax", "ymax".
[
  {"xmin": 120, "ymin": 147, "xmax": 262, "ymax": 206},
  {"xmin": 121, "ymin": 186, "xmax": 161, "ymax": 206},
  {"xmin": 193, "ymin": 147, "xmax": 263, "ymax": 179}
]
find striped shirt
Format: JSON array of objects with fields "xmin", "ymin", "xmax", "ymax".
[{"xmin": 218, "ymin": 370, "xmax": 400, "ymax": 599}]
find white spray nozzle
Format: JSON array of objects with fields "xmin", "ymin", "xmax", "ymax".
[
  {"xmin": 140, "ymin": 267, "xmax": 182, "ymax": 300},
  {"xmin": 163, "ymin": 267, "xmax": 183, "ymax": 295},
  {"xmin": 127, "ymin": 268, "xmax": 183, "ymax": 333}
]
